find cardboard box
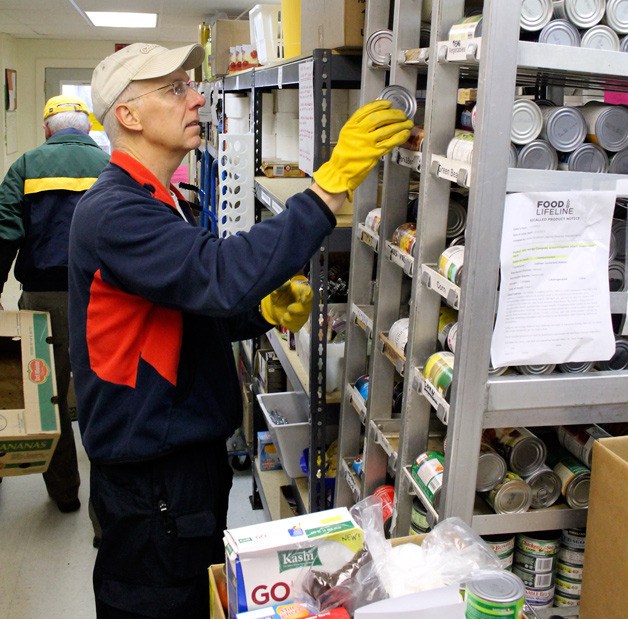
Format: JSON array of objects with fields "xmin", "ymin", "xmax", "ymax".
[
  {"xmin": 258, "ymin": 431, "xmax": 282, "ymax": 471},
  {"xmin": 579, "ymin": 436, "xmax": 628, "ymax": 618},
  {"xmin": 254, "ymin": 348, "xmax": 287, "ymax": 393},
  {"xmin": 224, "ymin": 507, "xmax": 363, "ymax": 616},
  {"xmin": 0, "ymin": 311, "xmax": 60, "ymax": 476},
  {"xmin": 209, "ymin": 563, "xmax": 228, "ymax": 619},
  {"xmin": 300, "ymin": 0, "xmax": 365, "ymax": 54},
  {"xmin": 279, "ymin": 484, "xmax": 300, "ymax": 519},
  {"xmin": 210, "ymin": 19, "xmax": 251, "ymax": 77},
  {"xmin": 260, "ymin": 160, "xmax": 307, "ymax": 179}
]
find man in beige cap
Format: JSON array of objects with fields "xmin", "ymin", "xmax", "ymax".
[{"xmin": 69, "ymin": 42, "xmax": 411, "ymax": 617}]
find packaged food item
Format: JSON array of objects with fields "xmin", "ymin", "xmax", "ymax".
[{"xmin": 391, "ymin": 222, "xmax": 416, "ymax": 255}]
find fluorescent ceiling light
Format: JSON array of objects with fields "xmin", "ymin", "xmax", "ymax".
[{"xmin": 85, "ymin": 11, "xmax": 158, "ymax": 28}]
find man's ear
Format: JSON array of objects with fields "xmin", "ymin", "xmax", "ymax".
[
  {"xmin": 43, "ymin": 124, "xmax": 53, "ymax": 139},
  {"xmin": 114, "ymin": 103, "xmax": 142, "ymax": 133}
]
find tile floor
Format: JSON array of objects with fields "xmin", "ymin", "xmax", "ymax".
[{"xmin": 0, "ymin": 422, "xmax": 267, "ymax": 618}]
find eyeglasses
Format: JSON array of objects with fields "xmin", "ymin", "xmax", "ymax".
[{"xmin": 124, "ymin": 80, "xmax": 200, "ymax": 103}]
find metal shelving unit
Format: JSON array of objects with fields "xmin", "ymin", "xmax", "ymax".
[{"xmin": 336, "ymin": 0, "xmax": 628, "ymax": 548}]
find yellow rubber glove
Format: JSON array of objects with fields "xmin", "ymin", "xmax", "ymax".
[
  {"xmin": 261, "ymin": 276, "xmax": 313, "ymax": 332},
  {"xmin": 312, "ymin": 99, "xmax": 413, "ymax": 202}
]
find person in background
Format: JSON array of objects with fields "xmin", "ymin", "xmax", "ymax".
[
  {"xmin": 0, "ymin": 95, "xmax": 109, "ymax": 506},
  {"xmin": 69, "ymin": 42, "xmax": 411, "ymax": 618}
]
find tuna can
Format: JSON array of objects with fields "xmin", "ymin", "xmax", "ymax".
[
  {"xmin": 561, "ymin": 527, "xmax": 587, "ymax": 550},
  {"xmin": 538, "ymin": 19, "xmax": 582, "ymax": 46},
  {"xmin": 447, "ymin": 131, "xmax": 475, "ymax": 163},
  {"xmin": 438, "ymin": 245, "xmax": 465, "ymax": 285},
  {"xmin": 555, "ymin": 575, "xmax": 582, "ymax": 596},
  {"xmin": 581, "ymin": 24, "xmax": 621, "ymax": 49},
  {"xmin": 516, "ymin": 139, "xmax": 559, "ymax": 170},
  {"xmin": 464, "ymin": 570, "xmax": 525, "ymax": 619},
  {"xmin": 410, "ymin": 496, "xmax": 431, "ymax": 532},
  {"xmin": 610, "ymin": 147, "xmax": 628, "ymax": 173},
  {"xmin": 516, "ymin": 531, "xmax": 561, "ymax": 557},
  {"xmin": 553, "ymin": 590, "xmax": 581, "ymax": 606},
  {"xmin": 424, "ymin": 351, "xmax": 455, "ymax": 399},
  {"xmin": 509, "ymin": 142, "xmax": 519, "ymax": 167},
  {"xmin": 489, "ymin": 363, "xmax": 510, "ymax": 376},
  {"xmin": 604, "ymin": 0, "xmax": 628, "ymax": 34},
  {"xmin": 389, "ymin": 317, "xmax": 410, "ymax": 355},
  {"xmin": 484, "ymin": 427, "xmax": 547, "ymax": 477},
  {"xmin": 482, "ymin": 533, "xmax": 516, "ymax": 565},
  {"xmin": 485, "ymin": 472, "xmax": 532, "ymax": 514},
  {"xmin": 447, "ymin": 194, "xmax": 468, "ymax": 238},
  {"xmin": 553, "ymin": 0, "xmax": 606, "ymax": 28},
  {"xmin": 522, "ymin": 465, "xmax": 562, "ymax": 508},
  {"xmin": 524, "ymin": 584, "xmax": 556, "ymax": 608},
  {"xmin": 558, "ymin": 142, "xmax": 609, "ymax": 173},
  {"xmin": 520, "ymin": 0, "xmax": 554, "ymax": 31},
  {"xmin": 557, "ymin": 360, "xmax": 595, "ymax": 373},
  {"xmin": 515, "ymin": 363, "xmax": 556, "ymax": 375},
  {"xmin": 392, "ymin": 222, "xmax": 416, "ymax": 255},
  {"xmin": 366, "ymin": 29, "xmax": 393, "ymax": 68},
  {"xmin": 557, "ymin": 424, "xmax": 611, "ymax": 467},
  {"xmin": 556, "ymin": 560, "xmax": 584, "ymax": 580},
  {"xmin": 476, "ymin": 442, "xmax": 508, "ymax": 493},
  {"xmin": 378, "ymin": 85, "xmax": 417, "ymax": 120},
  {"xmin": 580, "ymin": 102, "xmax": 628, "ymax": 152},
  {"xmin": 540, "ymin": 105, "xmax": 587, "ymax": 151},
  {"xmin": 411, "ymin": 451, "xmax": 445, "ymax": 508},
  {"xmin": 609, "ymin": 259, "xmax": 626, "ymax": 292},
  {"xmin": 512, "ymin": 564, "xmax": 555, "ymax": 589},
  {"xmin": 511, "ymin": 99, "xmax": 544, "ymax": 145},
  {"xmin": 558, "ymin": 545, "xmax": 585, "ymax": 566},
  {"xmin": 513, "ymin": 549, "xmax": 557, "ymax": 573},
  {"xmin": 449, "ymin": 14, "xmax": 483, "ymax": 40},
  {"xmin": 551, "ymin": 454, "xmax": 591, "ymax": 508},
  {"xmin": 621, "ymin": 33, "xmax": 628, "ymax": 50},
  {"xmin": 364, "ymin": 207, "xmax": 382, "ymax": 234},
  {"xmin": 596, "ymin": 336, "xmax": 628, "ymax": 370}
]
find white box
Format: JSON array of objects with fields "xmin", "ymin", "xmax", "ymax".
[
  {"xmin": 275, "ymin": 89, "xmax": 299, "ymax": 114},
  {"xmin": 296, "ymin": 328, "xmax": 345, "ymax": 393},
  {"xmin": 224, "ymin": 507, "xmax": 363, "ymax": 616},
  {"xmin": 249, "ymin": 4, "xmax": 281, "ymax": 65}
]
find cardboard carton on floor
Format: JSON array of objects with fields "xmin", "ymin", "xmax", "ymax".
[
  {"xmin": 0, "ymin": 311, "xmax": 60, "ymax": 476},
  {"xmin": 579, "ymin": 436, "xmax": 628, "ymax": 618}
]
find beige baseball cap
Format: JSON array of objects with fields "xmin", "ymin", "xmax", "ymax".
[{"xmin": 91, "ymin": 42, "xmax": 205, "ymax": 123}]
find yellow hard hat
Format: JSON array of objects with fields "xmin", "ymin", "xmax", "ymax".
[{"xmin": 43, "ymin": 95, "xmax": 90, "ymax": 121}]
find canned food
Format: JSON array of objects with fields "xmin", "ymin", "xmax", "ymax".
[
  {"xmin": 392, "ymin": 222, "xmax": 416, "ymax": 255},
  {"xmin": 438, "ymin": 318, "xmax": 457, "ymax": 351},
  {"xmin": 366, "ymin": 29, "xmax": 393, "ymax": 68},
  {"xmin": 411, "ymin": 496, "xmax": 431, "ymax": 532},
  {"xmin": 464, "ymin": 570, "xmax": 525, "ymax": 619},
  {"xmin": 514, "ymin": 549, "xmax": 557, "ymax": 573},
  {"xmin": 511, "ymin": 99, "xmax": 544, "ymax": 145},
  {"xmin": 524, "ymin": 584, "xmax": 555, "ymax": 607},
  {"xmin": 438, "ymin": 306, "xmax": 458, "ymax": 350},
  {"xmin": 355, "ymin": 374, "xmax": 369, "ymax": 401},
  {"xmin": 561, "ymin": 527, "xmax": 587, "ymax": 550},
  {"xmin": 378, "ymin": 85, "xmax": 417, "ymax": 120},
  {"xmin": 364, "ymin": 208, "xmax": 382, "ymax": 233},
  {"xmin": 485, "ymin": 472, "xmax": 532, "ymax": 514},
  {"xmin": 460, "ymin": 104, "xmax": 476, "ymax": 131},
  {"xmin": 550, "ymin": 454, "xmax": 591, "ymax": 508},
  {"xmin": 446, "ymin": 321, "xmax": 458, "ymax": 353},
  {"xmin": 558, "ymin": 545, "xmax": 585, "ymax": 566},
  {"xmin": 557, "ymin": 424, "xmax": 611, "ymax": 467},
  {"xmin": 596, "ymin": 337, "xmax": 628, "ymax": 370},
  {"xmin": 621, "ymin": 34, "xmax": 628, "ymax": 50},
  {"xmin": 389, "ymin": 317, "xmax": 410, "ymax": 355},
  {"xmin": 553, "ymin": 0, "xmax": 606, "ymax": 28},
  {"xmin": 402, "ymin": 125, "xmax": 425, "ymax": 151},
  {"xmin": 447, "ymin": 131, "xmax": 475, "ymax": 163},
  {"xmin": 512, "ymin": 564, "xmax": 555, "ymax": 589},
  {"xmin": 580, "ymin": 102, "xmax": 628, "ymax": 152},
  {"xmin": 555, "ymin": 575, "xmax": 582, "ymax": 596},
  {"xmin": 476, "ymin": 442, "xmax": 508, "ymax": 493},
  {"xmin": 438, "ymin": 245, "xmax": 465, "ymax": 285},
  {"xmin": 610, "ymin": 146, "xmax": 628, "ymax": 173},
  {"xmin": 517, "ymin": 531, "xmax": 561, "ymax": 556},
  {"xmin": 557, "ymin": 360, "xmax": 595, "ymax": 373},
  {"xmin": 556, "ymin": 561, "xmax": 584, "ymax": 580},
  {"xmin": 483, "ymin": 533, "xmax": 516, "ymax": 558},
  {"xmin": 484, "ymin": 427, "xmax": 547, "ymax": 477},
  {"xmin": 609, "ymin": 260, "xmax": 626, "ymax": 292},
  {"xmin": 558, "ymin": 142, "xmax": 609, "ymax": 173},
  {"xmin": 449, "ymin": 14, "xmax": 483, "ymax": 40},
  {"xmin": 522, "ymin": 465, "xmax": 562, "ymax": 508},
  {"xmin": 581, "ymin": 24, "xmax": 621, "ymax": 49},
  {"xmin": 604, "ymin": 0, "xmax": 628, "ymax": 34},
  {"xmin": 423, "ymin": 351, "xmax": 455, "ymax": 399},
  {"xmin": 509, "ymin": 142, "xmax": 519, "ymax": 167},
  {"xmin": 520, "ymin": 0, "xmax": 554, "ymax": 31},
  {"xmin": 516, "ymin": 139, "xmax": 559, "ymax": 170},
  {"xmin": 447, "ymin": 193, "xmax": 468, "ymax": 238},
  {"xmin": 489, "ymin": 363, "xmax": 510, "ymax": 376},
  {"xmin": 373, "ymin": 484, "xmax": 395, "ymax": 535},
  {"xmin": 411, "ymin": 451, "xmax": 445, "ymax": 508},
  {"xmin": 515, "ymin": 363, "xmax": 556, "ymax": 375},
  {"xmin": 553, "ymin": 590, "xmax": 581, "ymax": 606},
  {"xmin": 539, "ymin": 105, "xmax": 587, "ymax": 151},
  {"xmin": 538, "ymin": 19, "xmax": 582, "ymax": 46}
]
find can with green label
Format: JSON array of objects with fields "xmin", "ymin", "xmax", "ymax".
[{"xmin": 411, "ymin": 451, "xmax": 445, "ymax": 508}]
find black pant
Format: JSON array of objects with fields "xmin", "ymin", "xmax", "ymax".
[{"xmin": 91, "ymin": 442, "xmax": 232, "ymax": 618}]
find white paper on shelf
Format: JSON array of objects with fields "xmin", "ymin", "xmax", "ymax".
[
  {"xmin": 491, "ymin": 191, "xmax": 616, "ymax": 366},
  {"xmin": 298, "ymin": 60, "xmax": 314, "ymax": 176}
]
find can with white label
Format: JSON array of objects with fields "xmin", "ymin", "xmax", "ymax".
[
  {"xmin": 522, "ymin": 464, "xmax": 562, "ymax": 508},
  {"xmin": 561, "ymin": 527, "xmax": 587, "ymax": 550},
  {"xmin": 483, "ymin": 533, "xmax": 516, "ymax": 569},
  {"xmin": 579, "ymin": 102, "xmax": 628, "ymax": 152},
  {"xmin": 447, "ymin": 131, "xmax": 475, "ymax": 163},
  {"xmin": 514, "ymin": 549, "xmax": 557, "ymax": 573},
  {"xmin": 556, "ymin": 561, "xmax": 584, "ymax": 580},
  {"xmin": 520, "ymin": 0, "xmax": 554, "ymax": 31},
  {"xmin": 558, "ymin": 545, "xmax": 585, "ymax": 566},
  {"xmin": 553, "ymin": 0, "xmax": 606, "ymax": 28},
  {"xmin": 540, "ymin": 105, "xmax": 587, "ymax": 151},
  {"xmin": 366, "ymin": 29, "xmax": 393, "ymax": 68},
  {"xmin": 604, "ymin": 0, "xmax": 628, "ymax": 34},
  {"xmin": 476, "ymin": 442, "xmax": 508, "ymax": 493},
  {"xmin": 609, "ymin": 147, "xmax": 628, "ymax": 173},
  {"xmin": 538, "ymin": 19, "xmax": 582, "ymax": 45},
  {"xmin": 485, "ymin": 472, "xmax": 532, "ymax": 514},
  {"xmin": 449, "ymin": 14, "xmax": 483, "ymax": 40},
  {"xmin": 512, "ymin": 564, "xmax": 555, "ymax": 589},
  {"xmin": 554, "ymin": 590, "xmax": 581, "ymax": 606},
  {"xmin": 558, "ymin": 142, "xmax": 609, "ymax": 173},
  {"xmin": 524, "ymin": 584, "xmax": 556, "ymax": 608},
  {"xmin": 555, "ymin": 575, "xmax": 582, "ymax": 597},
  {"xmin": 517, "ymin": 531, "xmax": 562, "ymax": 557},
  {"xmin": 516, "ymin": 139, "xmax": 559, "ymax": 170},
  {"xmin": 438, "ymin": 245, "xmax": 465, "ymax": 285},
  {"xmin": 484, "ymin": 427, "xmax": 547, "ymax": 477},
  {"xmin": 581, "ymin": 24, "xmax": 621, "ymax": 49},
  {"xmin": 511, "ymin": 99, "xmax": 544, "ymax": 145},
  {"xmin": 557, "ymin": 424, "xmax": 612, "ymax": 467}
]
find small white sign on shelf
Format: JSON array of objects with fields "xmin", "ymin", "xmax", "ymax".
[
  {"xmin": 298, "ymin": 60, "xmax": 314, "ymax": 176},
  {"xmin": 492, "ymin": 191, "xmax": 616, "ymax": 367}
]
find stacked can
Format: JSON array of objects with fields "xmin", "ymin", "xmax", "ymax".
[
  {"xmin": 522, "ymin": 464, "xmax": 562, "ymax": 508},
  {"xmin": 437, "ymin": 306, "xmax": 458, "ymax": 352},
  {"xmin": 596, "ymin": 336, "xmax": 628, "ymax": 371},
  {"xmin": 556, "ymin": 423, "xmax": 611, "ymax": 467},
  {"xmin": 409, "ymin": 496, "xmax": 431, "ymax": 535},
  {"xmin": 483, "ymin": 427, "xmax": 547, "ymax": 477},
  {"xmin": 482, "ymin": 533, "xmax": 516, "ymax": 571},
  {"xmin": 555, "ymin": 528, "xmax": 586, "ymax": 607},
  {"xmin": 484, "ymin": 471, "xmax": 532, "ymax": 514},
  {"xmin": 392, "ymin": 222, "xmax": 416, "ymax": 256},
  {"xmin": 546, "ymin": 447, "xmax": 591, "ymax": 508},
  {"xmin": 446, "ymin": 130, "xmax": 475, "ymax": 164},
  {"xmin": 513, "ymin": 531, "xmax": 561, "ymax": 610},
  {"xmin": 423, "ymin": 351, "xmax": 455, "ymax": 400},
  {"xmin": 438, "ymin": 245, "xmax": 464, "ymax": 286},
  {"xmin": 411, "ymin": 450, "xmax": 445, "ymax": 511}
]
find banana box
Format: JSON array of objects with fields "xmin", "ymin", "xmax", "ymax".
[{"xmin": 224, "ymin": 507, "xmax": 363, "ymax": 617}]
